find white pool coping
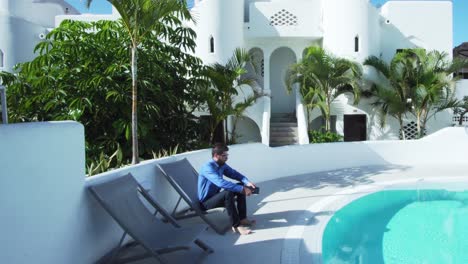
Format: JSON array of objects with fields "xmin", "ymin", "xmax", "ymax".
[{"xmin": 282, "ymin": 175, "xmax": 468, "ymax": 264}]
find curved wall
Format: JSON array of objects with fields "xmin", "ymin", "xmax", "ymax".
[
  {"xmin": 322, "ymin": 0, "xmax": 379, "ymax": 63},
  {"xmin": 2, "ymin": 121, "xmax": 468, "ymax": 263},
  {"xmin": 0, "ymin": 15, "xmax": 47, "ymax": 71},
  {"xmin": 193, "ymin": 0, "xmax": 244, "ymax": 65},
  {"xmin": 0, "ymin": 0, "xmax": 78, "ymax": 71}
]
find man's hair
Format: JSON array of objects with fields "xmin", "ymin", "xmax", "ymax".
[{"xmin": 212, "ymin": 143, "xmax": 229, "ymax": 157}]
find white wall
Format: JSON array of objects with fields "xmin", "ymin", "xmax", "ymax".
[
  {"xmin": 2, "ymin": 121, "xmax": 468, "ymax": 263},
  {"xmin": 193, "ymin": 0, "xmax": 244, "ymax": 65},
  {"xmin": 323, "ymin": 0, "xmax": 380, "ymax": 63},
  {"xmin": 247, "ymin": 0, "xmax": 323, "ymax": 39},
  {"xmin": 0, "ymin": 0, "xmax": 78, "ymax": 28},
  {"xmin": 380, "ymin": 1, "xmax": 453, "ymax": 56},
  {"xmin": 456, "ymin": 80, "xmax": 468, "ymax": 99},
  {"xmin": 0, "ymin": 0, "xmax": 79, "ymax": 71},
  {"xmin": 0, "ymin": 121, "xmax": 85, "ymax": 264},
  {"xmin": 55, "ymin": 14, "xmax": 119, "ymax": 26}
]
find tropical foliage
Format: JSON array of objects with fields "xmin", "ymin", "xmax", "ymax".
[
  {"xmin": 86, "ymin": 0, "xmax": 193, "ymax": 163},
  {"xmin": 285, "ymin": 46, "xmax": 362, "ymax": 132},
  {"xmin": 202, "ymin": 48, "xmax": 264, "ymax": 143},
  {"xmin": 454, "ymin": 96, "xmax": 468, "ymax": 126},
  {"xmin": 308, "ymin": 129, "xmax": 343, "ymax": 143},
  {"xmin": 365, "ymin": 49, "xmax": 467, "ymax": 138},
  {"xmin": 0, "ymin": 19, "xmax": 206, "ymax": 172},
  {"xmin": 364, "ymin": 52, "xmax": 414, "ymax": 139}
]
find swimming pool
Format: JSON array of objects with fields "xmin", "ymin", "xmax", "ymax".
[{"xmin": 322, "ymin": 189, "xmax": 468, "ymax": 264}]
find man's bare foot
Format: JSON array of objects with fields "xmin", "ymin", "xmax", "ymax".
[
  {"xmin": 232, "ymin": 226, "xmax": 252, "ymax": 235},
  {"xmin": 239, "ymin": 218, "xmax": 256, "ymax": 226}
]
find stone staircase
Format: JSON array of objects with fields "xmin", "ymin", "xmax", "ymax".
[{"xmin": 270, "ymin": 113, "xmax": 298, "ymax": 147}]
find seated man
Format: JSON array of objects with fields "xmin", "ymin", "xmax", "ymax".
[{"xmin": 198, "ymin": 143, "xmax": 257, "ymax": 235}]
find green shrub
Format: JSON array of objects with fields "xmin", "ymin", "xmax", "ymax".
[{"xmin": 308, "ymin": 130, "xmax": 343, "ymax": 143}]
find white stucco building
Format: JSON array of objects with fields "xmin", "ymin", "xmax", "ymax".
[
  {"xmin": 1, "ymin": 0, "xmax": 464, "ymax": 145},
  {"xmin": 0, "ymin": 0, "xmax": 80, "ymax": 71},
  {"xmin": 188, "ymin": 0, "xmax": 459, "ymax": 145}
]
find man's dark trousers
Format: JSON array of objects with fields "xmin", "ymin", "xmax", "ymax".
[{"xmin": 201, "ymin": 188, "xmax": 246, "ymax": 228}]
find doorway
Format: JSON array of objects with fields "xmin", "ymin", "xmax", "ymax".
[
  {"xmin": 343, "ymin": 114, "xmax": 367, "ymax": 142},
  {"xmin": 270, "ymin": 47, "xmax": 296, "ymax": 114}
]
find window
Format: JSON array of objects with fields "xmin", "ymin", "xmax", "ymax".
[
  {"xmin": 354, "ymin": 36, "xmax": 359, "ymax": 52},
  {"xmin": 458, "ymin": 69, "xmax": 468, "ymax": 79},
  {"xmin": 209, "ymin": 36, "xmax": 214, "ymax": 53},
  {"xmin": 0, "ymin": 49, "xmax": 4, "ymax": 68},
  {"xmin": 269, "ymin": 9, "xmax": 298, "ymax": 26}
]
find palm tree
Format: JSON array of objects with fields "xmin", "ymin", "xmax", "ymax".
[
  {"xmin": 454, "ymin": 96, "xmax": 468, "ymax": 126},
  {"xmin": 203, "ymin": 48, "xmax": 263, "ymax": 144},
  {"xmin": 403, "ymin": 49, "xmax": 467, "ymax": 137},
  {"xmin": 285, "ymin": 46, "xmax": 362, "ymax": 132},
  {"xmin": 86, "ymin": 0, "xmax": 192, "ymax": 164},
  {"xmin": 364, "ymin": 52, "xmax": 414, "ymax": 139}
]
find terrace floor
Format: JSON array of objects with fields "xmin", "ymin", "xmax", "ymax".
[{"xmin": 132, "ymin": 164, "xmax": 468, "ymax": 264}]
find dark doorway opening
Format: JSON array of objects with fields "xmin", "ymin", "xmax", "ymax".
[
  {"xmin": 343, "ymin": 114, "xmax": 367, "ymax": 142},
  {"xmin": 199, "ymin": 116, "xmax": 225, "ymax": 144}
]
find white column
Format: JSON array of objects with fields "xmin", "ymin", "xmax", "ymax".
[
  {"xmin": 293, "ymin": 47, "xmax": 309, "ymax": 144},
  {"xmin": 261, "ymin": 49, "xmax": 271, "ymax": 145}
]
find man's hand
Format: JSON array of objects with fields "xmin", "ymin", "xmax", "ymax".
[
  {"xmin": 243, "ymin": 186, "xmax": 253, "ymax": 196},
  {"xmin": 246, "ymin": 182, "xmax": 256, "ymax": 189}
]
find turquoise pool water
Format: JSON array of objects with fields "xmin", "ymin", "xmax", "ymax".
[{"xmin": 322, "ymin": 190, "xmax": 468, "ymax": 264}]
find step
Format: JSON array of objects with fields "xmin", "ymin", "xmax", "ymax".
[
  {"xmin": 270, "ymin": 142, "xmax": 298, "ymax": 147},
  {"xmin": 271, "ymin": 117, "xmax": 297, "ymax": 122},
  {"xmin": 270, "ymin": 131, "xmax": 298, "ymax": 137},
  {"xmin": 271, "ymin": 113, "xmax": 295, "ymax": 118},
  {"xmin": 270, "ymin": 122, "xmax": 298, "ymax": 127},
  {"xmin": 270, "ymin": 127, "xmax": 298, "ymax": 133},
  {"xmin": 269, "ymin": 140, "xmax": 298, "ymax": 147}
]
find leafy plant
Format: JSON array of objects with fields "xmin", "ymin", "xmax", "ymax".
[
  {"xmin": 454, "ymin": 96, "xmax": 468, "ymax": 125},
  {"xmin": 152, "ymin": 144, "xmax": 179, "ymax": 159},
  {"xmin": 86, "ymin": 0, "xmax": 193, "ymax": 164},
  {"xmin": 365, "ymin": 49, "xmax": 468, "ymax": 138},
  {"xmin": 202, "ymin": 48, "xmax": 264, "ymax": 143},
  {"xmin": 2, "ymin": 19, "xmax": 206, "ymax": 173},
  {"xmin": 286, "ymin": 46, "xmax": 362, "ymax": 132},
  {"xmin": 308, "ymin": 129, "xmax": 343, "ymax": 143},
  {"xmin": 364, "ymin": 52, "xmax": 413, "ymax": 139},
  {"xmin": 87, "ymin": 145, "xmax": 123, "ymax": 176}
]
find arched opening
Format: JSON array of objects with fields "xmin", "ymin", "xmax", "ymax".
[
  {"xmin": 232, "ymin": 116, "xmax": 261, "ymax": 144},
  {"xmin": 247, "ymin": 48, "xmax": 264, "ymax": 88},
  {"xmin": 270, "ymin": 47, "xmax": 297, "ymax": 114},
  {"xmin": 0, "ymin": 49, "xmax": 4, "ymax": 68},
  {"xmin": 354, "ymin": 35, "xmax": 359, "ymax": 52},
  {"xmin": 209, "ymin": 36, "xmax": 215, "ymax": 53}
]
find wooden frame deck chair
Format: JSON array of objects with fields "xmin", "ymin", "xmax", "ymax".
[
  {"xmin": 157, "ymin": 158, "xmax": 230, "ymax": 235},
  {"xmin": 88, "ymin": 173, "xmax": 213, "ymax": 264}
]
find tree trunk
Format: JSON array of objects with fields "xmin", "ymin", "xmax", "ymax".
[
  {"xmin": 399, "ymin": 118, "xmax": 406, "ymax": 140},
  {"xmin": 224, "ymin": 118, "xmax": 228, "ymax": 144},
  {"xmin": 325, "ymin": 99, "xmax": 331, "ymax": 132},
  {"xmin": 416, "ymin": 112, "xmax": 421, "ymax": 139},
  {"xmin": 459, "ymin": 110, "xmax": 468, "ymax": 126},
  {"xmin": 325, "ymin": 115, "xmax": 330, "ymax": 132},
  {"xmin": 131, "ymin": 44, "xmax": 139, "ymax": 164}
]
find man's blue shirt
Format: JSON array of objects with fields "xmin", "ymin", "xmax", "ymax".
[{"xmin": 198, "ymin": 160, "xmax": 250, "ymax": 202}]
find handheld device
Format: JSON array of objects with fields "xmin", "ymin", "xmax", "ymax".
[{"xmin": 249, "ymin": 186, "xmax": 260, "ymax": 194}]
